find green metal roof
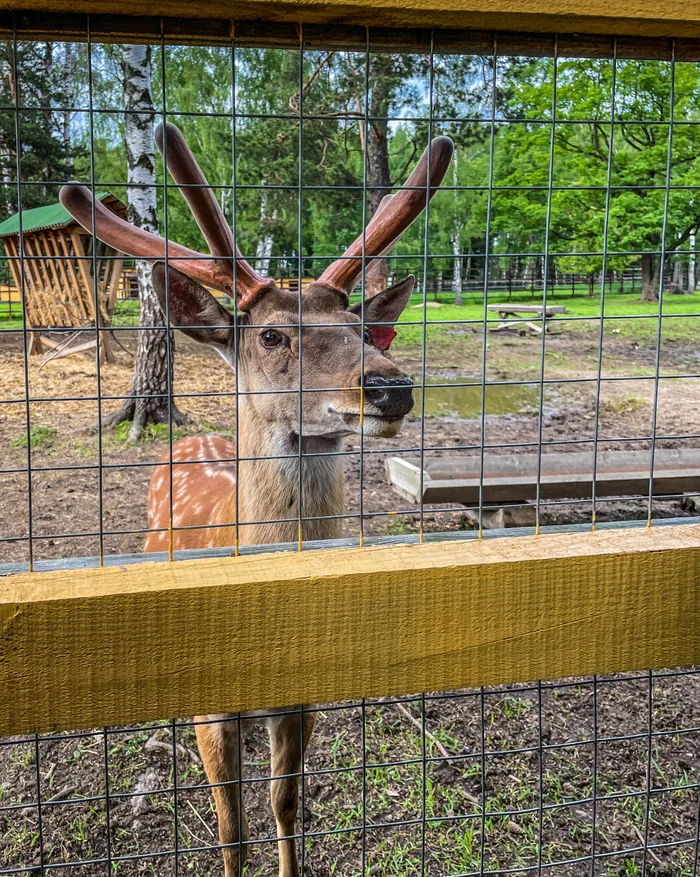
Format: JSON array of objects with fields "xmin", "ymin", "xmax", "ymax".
[{"xmin": 0, "ymin": 192, "xmax": 125, "ymax": 238}]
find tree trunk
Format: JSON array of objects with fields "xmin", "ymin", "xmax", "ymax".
[
  {"xmin": 42, "ymin": 43, "xmax": 53, "ymax": 204},
  {"xmin": 106, "ymin": 44, "xmax": 187, "ymax": 441},
  {"xmin": 255, "ymin": 187, "xmax": 276, "ymax": 278},
  {"xmin": 365, "ymin": 59, "xmax": 392, "ymax": 297},
  {"xmin": 671, "ymin": 255, "xmax": 685, "ymax": 293},
  {"xmin": 690, "ymin": 232, "xmax": 696, "ymax": 292},
  {"xmin": 640, "ymin": 252, "xmax": 659, "ymax": 301},
  {"xmin": 434, "ymin": 271, "xmax": 442, "ymax": 302},
  {"xmin": 62, "ymin": 43, "xmax": 73, "ymax": 174},
  {"xmin": 452, "ymin": 245, "xmax": 463, "ymax": 306},
  {"xmin": 451, "ymin": 152, "xmax": 462, "ymax": 305}
]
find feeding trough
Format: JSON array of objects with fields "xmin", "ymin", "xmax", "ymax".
[{"xmin": 386, "ymin": 447, "xmax": 700, "ymax": 526}]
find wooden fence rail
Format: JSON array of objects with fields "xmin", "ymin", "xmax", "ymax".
[{"xmin": 2, "ymin": 523, "xmax": 700, "ymax": 738}]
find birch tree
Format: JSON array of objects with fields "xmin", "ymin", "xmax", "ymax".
[
  {"xmin": 690, "ymin": 232, "xmax": 696, "ymax": 292},
  {"xmin": 105, "ymin": 44, "xmax": 187, "ymax": 440},
  {"xmin": 451, "ymin": 149, "xmax": 462, "ymax": 304}
]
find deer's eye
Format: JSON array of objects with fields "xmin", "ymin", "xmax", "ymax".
[
  {"xmin": 261, "ymin": 329, "xmax": 284, "ymax": 348},
  {"xmin": 363, "ymin": 329, "xmax": 373, "ymax": 345}
]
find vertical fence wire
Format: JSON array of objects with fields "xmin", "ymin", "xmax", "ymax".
[
  {"xmin": 479, "ymin": 686, "xmax": 487, "ymax": 875},
  {"xmin": 591, "ymin": 41, "xmax": 619, "ymax": 531},
  {"xmin": 159, "ymin": 32, "xmax": 176, "ymax": 563},
  {"xmin": 296, "ymin": 26, "xmax": 304, "ymax": 553},
  {"xmin": 296, "ymin": 27, "xmax": 309, "ymax": 877},
  {"xmin": 533, "ymin": 37, "xmax": 558, "ymax": 536},
  {"xmin": 230, "ymin": 31, "xmax": 247, "ymax": 874},
  {"xmin": 536, "ymin": 680, "xmax": 544, "ymax": 875},
  {"xmin": 476, "ymin": 36, "xmax": 499, "ymax": 537},
  {"xmin": 32, "ymin": 735, "xmax": 45, "ymax": 877},
  {"xmin": 231, "ymin": 27, "xmax": 241, "ymax": 557},
  {"xmin": 94, "ymin": 26, "xmax": 116, "ymax": 838},
  {"xmin": 11, "ymin": 19, "xmax": 34, "ymax": 572},
  {"xmin": 641, "ymin": 669, "xmax": 655, "ymax": 875},
  {"xmin": 357, "ymin": 27, "xmax": 370, "ymax": 550},
  {"xmin": 417, "ymin": 33, "xmax": 437, "ymax": 543},
  {"xmin": 101, "ymin": 722, "xmax": 113, "ymax": 877},
  {"xmin": 360, "ymin": 25, "xmax": 371, "ymax": 872},
  {"xmin": 589, "ymin": 675, "xmax": 599, "ymax": 877},
  {"xmin": 86, "ymin": 20, "xmax": 105, "ymax": 565},
  {"xmin": 693, "ymin": 782, "xmax": 700, "ymax": 876},
  {"xmin": 647, "ymin": 41, "xmax": 677, "ymax": 525},
  {"xmin": 420, "ymin": 691, "xmax": 428, "ymax": 876}
]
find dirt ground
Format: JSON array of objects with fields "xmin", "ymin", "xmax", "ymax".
[
  {"xmin": 2, "ymin": 326, "xmax": 700, "ymax": 563},
  {"xmin": 1, "ymin": 324, "xmax": 700, "ymax": 876}
]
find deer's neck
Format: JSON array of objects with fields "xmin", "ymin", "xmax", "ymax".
[{"xmin": 230, "ymin": 401, "xmax": 345, "ymax": 547}]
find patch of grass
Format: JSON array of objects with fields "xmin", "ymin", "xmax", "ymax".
[
  {"xmin": 604, "ymin": 394, "xmax": 649, "ymax": 414},
  {"xmin": 9, "ymin": 425, "xmax": 56, "ymax": 449},
  {"xmin": 111, "ymin": 300, "xmax": 140, "ymax": 328},
  {"xmin": 383, "ymin": 517, "xmax": 415, "ymax": 536},
  {"xmin": 112, "ymin": 421, "xmax": 187, "ymax": 444},
  {"xmin": 67, "ymin": 440, "xmax": 97, "ymax": 457},
  {"xmin": 0, "ymin": 315, "xmax": 22, "ymax": 329},
  {"xmin": 0, "ymin": 301, "xmax": 23, "ymax": 329}
]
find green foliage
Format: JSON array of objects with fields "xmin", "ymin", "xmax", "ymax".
[
  {"xmin": 0, "ymin": 42, "xmax": 77, "ymax": 221},
  {"xmin": 490, "ymin": 58, "xmax": 700, "ymax": 291},
  {"xmin": 7, "ymin": 47, "xmax": 700, "ymax": 299}
]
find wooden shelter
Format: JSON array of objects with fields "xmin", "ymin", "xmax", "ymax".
[{"xmin": 0, "ymin": 193, "xmax": 127, "ymax": 362}]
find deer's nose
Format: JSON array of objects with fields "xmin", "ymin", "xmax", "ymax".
[{"xmin": 362, "ymin": 374, "xmax": 414, "ymax": 417}]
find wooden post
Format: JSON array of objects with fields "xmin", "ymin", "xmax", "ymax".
[{"xmin": 69, "ymin": 231, "xmax": 97, "ymax": 322}]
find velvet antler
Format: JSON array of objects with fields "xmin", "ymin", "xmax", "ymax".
[
  {"xmin": 59, "ymin": 123, "xmax": 272, "ymax": 311},
  {"xmin": 318, "ymin": 136, "xmax": 454, "ymax": 294}
]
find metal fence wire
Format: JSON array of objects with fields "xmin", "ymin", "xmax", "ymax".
[{"xmin": 1, "ymin": 17, "xmax": 700, "ymax": 877}]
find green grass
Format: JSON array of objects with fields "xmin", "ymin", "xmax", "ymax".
[
  {"xmin": 0, "ymin": 300, "xmax": 22, "ymax": 329},
  {"xmin": 111, "ymin": 421, "xmax": 187, "ymax": 444},
  {"xmin": 4, "ymin": 288, "xmax": 700, "ymax": 344},
  {"xmin": 9, "ymin": 425, "xmax": 56, "ymax": 449},
  {"xmin": 393, "ymin": 290, "xmax": 700, "ymax": 347}
]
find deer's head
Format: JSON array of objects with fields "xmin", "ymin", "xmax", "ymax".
[{"xmin": 59, "ymin": 125, "xmax": 453, "ymax": 441}]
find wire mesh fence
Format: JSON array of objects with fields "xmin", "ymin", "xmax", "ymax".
[{"xmin": 1, "ymin": 17, "xmax": 700, "ymax": 877}]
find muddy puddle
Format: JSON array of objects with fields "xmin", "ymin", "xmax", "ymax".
[{"xmin": 412, "ymin": 372, "xmax": 551, "ymax": 419}]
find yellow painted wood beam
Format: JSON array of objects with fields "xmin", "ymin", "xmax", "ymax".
[
  {"xmin": 2, "ymin": 0, "xmax": 700, "ymax": 38},
  {"xmin": 2, "ymin": 523, "xmax": 700, "ymax": 737}
]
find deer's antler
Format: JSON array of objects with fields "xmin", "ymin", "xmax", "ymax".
[
  {"xmin": 318, "ymin": 135, "xmax": 454, "ymax": 294},
  {"xmin": 154, "ymin": 123, "xmax": 269, "ymax": 302},
  {"xmin": 59, "ymin": 123, "xmax": 272, "ymax": 311}
]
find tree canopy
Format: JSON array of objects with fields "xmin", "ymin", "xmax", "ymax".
[{"xmin": 4, "ymin": 44, "xmax": 700, "ymax": 299}]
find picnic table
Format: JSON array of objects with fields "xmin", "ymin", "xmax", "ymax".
[{"xmin": 487, "ymin": 303, "xmax": 565, "ymax": 334}]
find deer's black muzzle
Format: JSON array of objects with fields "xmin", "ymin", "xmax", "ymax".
[{"xmin": 362, "ymin": 374, "xmax": 414, "ymax": 418}]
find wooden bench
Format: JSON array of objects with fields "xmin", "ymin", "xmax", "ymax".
[{"xmin": 487, "ymin": 303, "xmax": 565, "ymax": 334}]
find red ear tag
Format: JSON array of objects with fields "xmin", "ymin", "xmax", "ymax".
[{"xmin": 368, "ymin": 325, "xmax": 396, "ymax": 351}]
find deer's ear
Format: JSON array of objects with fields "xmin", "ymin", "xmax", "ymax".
[
  {"xmin": 348, "ymin": 275, "xmax": 414, "ymax": 351},
  {"xmin": 153, "ymin": 262, "xmax": 234, "ymax": 349}
]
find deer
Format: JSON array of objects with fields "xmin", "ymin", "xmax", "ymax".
[{"xmin": 59, "ymin": 123, "xmax": 453, "ymax": 877}]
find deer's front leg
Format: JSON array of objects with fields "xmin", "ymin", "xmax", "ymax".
[
  {"xmin": 268, "ymin": 711, "xmax": 315, "ymax": 877},
  {"xmin": 195, "ymin": 714, "xmax": 249, "ymax": 877}
]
